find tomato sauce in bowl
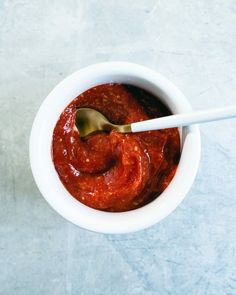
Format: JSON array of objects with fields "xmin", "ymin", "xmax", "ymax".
[{"xmin": 52, "ymin": 83, "xmax": 180, "ymax": 212}]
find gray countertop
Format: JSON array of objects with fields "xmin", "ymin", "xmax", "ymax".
[{"xmin": 0, "ymin": 0, "xmax": 236, "ymax": 294}]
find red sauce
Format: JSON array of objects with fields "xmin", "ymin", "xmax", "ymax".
[{"xmin": 52, "ymin": 84, "xmax": 180, "ymax": 212}]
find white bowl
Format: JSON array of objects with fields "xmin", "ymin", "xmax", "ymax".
[{"xmin": 30, "ymin": 62, "xmax": 201, "ymax": 234}]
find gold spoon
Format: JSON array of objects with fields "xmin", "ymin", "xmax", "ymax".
[{"xmin": 75, "ymin": 106, "xmax": 236, "ymax": 138}]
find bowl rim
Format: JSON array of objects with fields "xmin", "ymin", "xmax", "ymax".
[{"xmin": 29, "ymin": 61, "xmax": 201, "ymax": 234}]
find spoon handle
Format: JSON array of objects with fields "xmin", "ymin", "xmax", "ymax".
[{"xmin": 131, "ymin": 106, "xmax": 236, "ymax": 132}]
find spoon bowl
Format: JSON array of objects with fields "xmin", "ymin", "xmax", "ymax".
[{"xmin": 75, "ymin": 108, "xmax": 131, "ymax": 137}]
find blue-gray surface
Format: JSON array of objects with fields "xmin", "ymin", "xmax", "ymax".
[{"xmin": 0, "ymin": 0, "xmax": 236, "ymax": 294}]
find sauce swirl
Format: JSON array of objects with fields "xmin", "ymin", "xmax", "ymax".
[{"xmin": 52, "ymin": 84, "xmax": 180, "ymax": 212}]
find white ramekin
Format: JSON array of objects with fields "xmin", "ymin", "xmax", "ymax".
[{"xmin": 30, "ymin": 62, "xmax": 201, "ymax": 234}]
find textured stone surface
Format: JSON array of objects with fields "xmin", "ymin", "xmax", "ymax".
[{"xmin": 0, "ymin": 0, "xmax": 236, "ymax": 294}]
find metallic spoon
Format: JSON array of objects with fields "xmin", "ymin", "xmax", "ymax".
[{"xmin": 75, "ymin": 106, "xmax": 236, "ymax": 138}]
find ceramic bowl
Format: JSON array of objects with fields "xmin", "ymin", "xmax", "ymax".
[{"xmin": 30, "ymin": 62, "xmax": 201, "ymax": 234}]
